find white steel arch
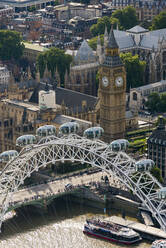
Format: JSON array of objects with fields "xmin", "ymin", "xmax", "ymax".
[{"xmin": 0, "ymin": 134, "xmax": 166, "ymax": 231}]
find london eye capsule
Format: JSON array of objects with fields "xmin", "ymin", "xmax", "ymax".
[
  {"xmin": 109, "ymin": 139, "xmax": 129, "ymax": 152},
  {"xmin": 135, "ymin": 159, "xmax": 155, "ymax": 172},
  {"xmin": 36, "ymin": 125, "xmax": 56, "ymax": 137},
  {"xmin": 158, "ymin": 188, "xmax": 166, "ymax": 200},
  {"xmin": 83, "ymin": 127, "xmax": 104, "ymax": 139},
  {"xmin": 16, "ymin": 134, "xmax": 36, "ymax": 147},
  {"xmin": 59, "ymin": 122, "xmax": 79, "ymax": 134},
  {"xmin": 0, "ymin": 150, "xmax": 18, "ymax": 162}
]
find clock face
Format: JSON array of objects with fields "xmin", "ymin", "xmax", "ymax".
[
  {"xmin": 102, "ymin": 76, "xmax": 109, "ymax": 87},
  {"xmin": 115, "ymin": 76, "xmax": 123, "ymax": 87}
]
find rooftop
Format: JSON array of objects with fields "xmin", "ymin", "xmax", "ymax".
[
  {"xmin": 54, "ymin": 114, "xmax": 91, "ymax": 126},
  {"xmin": 132, "ymin": 80, "xmax": 166, "ymax": 92},
  {"xmin": 23, "ymin": 42, "xmax": 48, "ymax": 52},
  {"xmin": 74, "ymin": 40, "xmax": 97, "ymax": 65},
  {"xmin": 29, "ymin": 83, "xmax": 98, "ymax": 114},
  {"xmin": 2, "ymin": 99, "xmax": 40, "ymax": 112},
  {"xmin": 127, "ymin": 25, "xmax": 148, "ymax": 34}
]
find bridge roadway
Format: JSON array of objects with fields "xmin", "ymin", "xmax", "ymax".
[{"xmin": 0, "ymin": 170, "xmax": 109, "ymax": 209}]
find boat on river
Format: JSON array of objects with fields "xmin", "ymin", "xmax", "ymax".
[{"xmin": 83, "ymin": 217, "xmax": 142, "ymax": 245}]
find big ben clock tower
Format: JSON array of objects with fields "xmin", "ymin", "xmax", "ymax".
[{"xmin": 98, "ymin": 27, "xmax": 126, "ymax": 142}]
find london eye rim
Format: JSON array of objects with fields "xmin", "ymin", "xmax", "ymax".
[{"xmin": 0, "ymin": 134, "xmax": 165, "ymax": 232}]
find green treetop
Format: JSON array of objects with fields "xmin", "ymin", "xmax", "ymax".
[
  {"xmin": 90, "ymin": 16, "xmax": 111, "ymax": 37},
  {"xmin": 37, "ymin": 47, "xmax": 72, "ymax": 85},
  {"xmin": 145, "ymin": 92, "xmax": 160, "ymax": 113},
  {"xmin": 90, "ymin": 6, "xmax": 138, "ymax": 36},
  {"xmin": 88, "ymin": 35, "xmax": 104, "ymax": 50},
  {"xmin": 150, "ymin": 166, "xmax": 163, "ymax": 184},
  {"xmin": 150, "ymin": 11, "xmax": 166, "ymax": 30},
  {"xmin": 146, "ymin": 92, "xmax": 166, "ymax": 113},
  {"xmin": 0, "ymin": 30, "xmax": 24, "ymax": 61},
  {"xmin": 111, "ymin": 6, "xmax": 138, "ymax": 30},
  {"xmin": 120, "ymin": 52, "xmax": 146, "ymax": 91}
]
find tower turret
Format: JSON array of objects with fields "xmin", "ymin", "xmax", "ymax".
[{"xmin": 104, "ymin": 25, "xmax": 108, "ymax": 49}]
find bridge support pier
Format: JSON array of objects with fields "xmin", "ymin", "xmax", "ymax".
[
  {"xmin": 0, "ymin": 222, "xmax": 4, "ymax": 233},
  {"xmin": 43, "ymin": 199, "xmax": 48, "ymax": 213}
]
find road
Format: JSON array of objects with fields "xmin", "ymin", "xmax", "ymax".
[{"xmin": 0, "ymin": 170, "xmax": 108, "ymax": 207}]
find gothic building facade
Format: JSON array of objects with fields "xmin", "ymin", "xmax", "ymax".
[
  {"xmin": 64, "ymin": 40, "xmax": 99, "ymax": 96},
  {"xmin": 97, "ymin": 25, "xmax": 166, "ymax": 85},
  {"xmin": 59, "ymin": 25, "xmax": 166, "ymax": 97}
]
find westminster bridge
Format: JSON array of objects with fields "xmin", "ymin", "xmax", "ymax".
[{"xmin": 1, "ymin": 169, "xmax": 109, "ymax": 213}]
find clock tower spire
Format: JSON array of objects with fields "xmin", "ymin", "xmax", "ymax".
[{"xmin": 98, "ymin": 26, "xmax": 126, "ymax": 142}]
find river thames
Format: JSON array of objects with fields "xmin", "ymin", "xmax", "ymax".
[{"xmin": 0, "ymin": 198, "xmax": 151, "ymax": 248}]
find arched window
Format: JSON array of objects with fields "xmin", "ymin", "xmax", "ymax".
[
  {"xmin": 76, "ymin": 74, "xmax": 81, "ymax": 85},
  {"xmin": 133, "ymin": 92, "xmax": 137, "ymax": 101},
  {"xmin": 162, "ymin": 51, "xmax": 166, "ymax": 64}
]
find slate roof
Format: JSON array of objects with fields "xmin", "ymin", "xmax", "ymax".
[
  {"xmin": 133, "ymin": 80, "xmax": 166, "ymax": 92},
  {"xmin": 112, "ymin": 30, "xmax": 135, "ymax": 50},
  {"xmin": 149, "ymin": 28, "xmax": 166, "ymax": 38},
  {"xmin": 127, "ymin": 25, "xmax": 148, "ymax": 34},
  {"xmin": 103, "ymin": 29, "xmax": 123, "ymax": 68},
  {"xmin": 139, "ymin": 34, "xmax": 159, "ymax": 49},
  {"xmin": 55, "ymin": 87, "xmax": 97, "ymax": 113},
  {"xmin": 29, "ymin": 82, "xmax": 133, "ymax": 119},
  {"xmin": 112, "ymin": 26, "xmax": 166, "ymax": 51},
  {"xmin": 74, "ymin": 40, "xmax": 97, "ymax": 65},
  {"xmin": 116, "ymin": 35, "xmax": 135, "ymax": 50},
  {"xmin": 102, "ymin": 54, "xmax": 123, "ymax": 68},
  {"xmin": 29, "ymin": 82, "xmax": 98, "ymax": 114},
  {"xmin": 53, "ymin": 114, "xmax": 91, "ymax": 126},
  {"xmin": 107, "ymin": 28, "xmax": 119, "ymax": 49},
  {"xmin": 139, "ymin": 28, "xmax": 166, "ymax": 49}
]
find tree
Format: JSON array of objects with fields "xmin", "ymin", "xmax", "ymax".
[
  {"xmin": 37, "ymin": 53, "xmax": 46, "ymax": 79},
  {"xmin": 120, "ymin": 52, "xmax": 146, "ymax": 91},
  {"xmin": 90, "ymin": 16, "xmax": 111, "ymax": 36},
  {"xmin": 145, "ymin": 92, "xmax": 160, "ymax": 113},
  {"xmin": 150, "ymin": 166, "xmax": 163, "ymax": 184},
  {"xmin": 158, "ymin": 93, "xmax": 166, "ymax": 112},
  {"xmin": 111, "ymin": 6, "xmax": 138, "ymax": 30},
  {"xmin": 146, "ymin": 92, "xmax": 166, "ymax": 113},
  {"xmin": 110, "ymin": 17, "xmax": 120, "ymax": 29},
  {"xmin": 27, "ymin": 5, "xmax": 36, "ymax": 12},
  {"xmin": 0, "ymin": 30, "xmax": 24, "ymax": 61},
  {"xmin": 155, "ymin": 116, "xmax": 166, "ymax": 127},
  {"xmin": 52, "ymin": 0, "xmax": 59, "ymax": 5},
  {"xmin": 88, "ymin": 35, "xmax": 104, "ymax": 50},
  {"xmin": 150, "ymin": 11, "xmax": 166, "ymax": 30},
  {"xmin": 139, "ymin": 20, "xmax": 152, "ymax": 30},
  {"xmin": 37, "ymin": 47, "xmax": 72, "ymax": 84}
]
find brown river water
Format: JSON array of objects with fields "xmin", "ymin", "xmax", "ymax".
[{"xmin": 0, "ymin": 197, "xmax": 151, "ymax": 248}]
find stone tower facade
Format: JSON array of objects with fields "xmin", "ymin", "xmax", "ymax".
[{"xmin": 98, "ymin": 27, "xmax": 126, "ymax": 142}]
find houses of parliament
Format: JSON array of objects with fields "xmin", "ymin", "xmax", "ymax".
[{"xmin": 0, "ymin": 27, "xmax": 139, "ymax": 154}]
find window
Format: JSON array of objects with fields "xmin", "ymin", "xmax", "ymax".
[
  {"xmin": 133, "ymin": 92, "xmax": 137, "ymax": 101},
  {"xmin": 163, "ymin": 51, "xmax": 166, "ymax": 64}
]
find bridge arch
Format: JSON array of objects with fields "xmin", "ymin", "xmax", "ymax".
[{"xmin": 0, "ymin": 135, "xmax": 166, "ymax": 231}]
